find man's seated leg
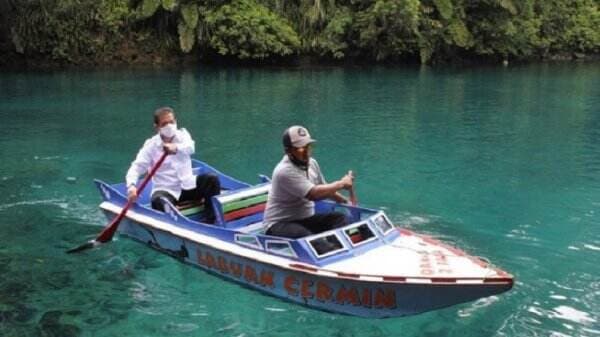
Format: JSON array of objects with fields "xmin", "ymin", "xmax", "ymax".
[
  {"xmin": 196, "ymin": 173, "xmax": 221, "ymax": 223},
  {"xmin": 178, "ymin": 173, "xmax": 220, "ymax": 223},
  {"xmin": 151, "ymin": 190, "xmax": 177, "ymax": 212},
  {"xmin": 267, "ymin": 219, "xmax": 345, "ymax": 254},
  {"xmin": 265, "ymin": 222, "xmax": 313, "ymax": 238},
  {"xmin": 298, "ymin": 211, "xmax": 348, "ymax": 233}
]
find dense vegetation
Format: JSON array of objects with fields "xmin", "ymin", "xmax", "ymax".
[{"xmin": 0, "ymin": 0, "xmax": 598, "ymax": 66}]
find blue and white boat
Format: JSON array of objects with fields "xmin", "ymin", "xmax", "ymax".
[{"xmin": 94, "ymin": 159, "xmax": 513, "ymax": 318}]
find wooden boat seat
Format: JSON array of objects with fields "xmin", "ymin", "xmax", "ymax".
[{"xmin": 212, "ymin": 184, "xmax": 270, "ymax": 227}]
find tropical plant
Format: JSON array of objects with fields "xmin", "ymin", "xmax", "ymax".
[
  {"xmin": 352, "ymin": 0, "xmax": 421, "ymax": 61},
  {"xmin": 202, "ymin": 0, "xmax": 300, "ymax": 59},
  {"xmin": 317, "ymin": 7, "xmax": 354, "ymax": 58},
  {"xmin": 2, "ymin": 0, "xmax": 598, "ymax": 65},
  {"xmin": 418, "ymin": 0, "xmax": 474, "ymax": 63},
  {"xmin": 12, "ymin": 0, "xmax": 131, "ymax": 62}
]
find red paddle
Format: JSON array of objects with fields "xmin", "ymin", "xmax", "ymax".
[{"xmin": 67, "ymin": 151, "xmax": 168, "ymax": 253}]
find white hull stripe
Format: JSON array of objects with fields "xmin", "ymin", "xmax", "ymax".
[{"xmin": 288, "ymin": 263, "xmax": 513, "ymax": 285}]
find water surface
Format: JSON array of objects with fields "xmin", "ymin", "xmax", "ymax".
[{"xmin": 0, "ymin": 63, "xmax": 599, "ymax": 337}]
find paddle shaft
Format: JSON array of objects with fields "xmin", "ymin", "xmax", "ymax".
[
  {"xmin": 349, "ymin": 184, "xmax": 357, "ymax": 206},
  {"xmin": 96, "ymin": 151, "xmax": 168, "ymax": 242}
]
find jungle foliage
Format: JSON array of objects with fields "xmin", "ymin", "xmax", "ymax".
[{"xmin": 1, "ymin": 0, "xmax": 598, "ymax": 65}]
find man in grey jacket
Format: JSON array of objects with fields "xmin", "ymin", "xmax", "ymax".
[{"xmin": 263, "ymin": 125, "xmax": 353, "ymax": 238}]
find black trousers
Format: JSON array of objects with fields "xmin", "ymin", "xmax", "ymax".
[
  {"xmin": 265, "ymin": 212, "xmax": 348, "ymax": 238},
  {"xmin": 151, "ymin": 173, "xmax": 220, "ymax": 222}
]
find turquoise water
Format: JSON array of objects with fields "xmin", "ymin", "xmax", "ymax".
[{"xmin": 1, "ymin": 64, "xmax": 599, "ymax": 336}]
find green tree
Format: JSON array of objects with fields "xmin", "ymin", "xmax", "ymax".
[
  {"xmin": 202, "ymin": 0, "xmax": 300, "ymax": 59},
  {"xmin": 352, "ymin": 0, "xmax": 421, "ymax": 61},
  {"xmin": 2, "ymin": 0, "xmax": 599, "ymax": 65},
  {"xmin": 536, "ymin": 0, "xmax": 600, "ymax": 56},
  {"xmin": 12, "ymin": 0, "xmax": 131, "ymax": 63},
  {"xmin": 418, "ymin": 0, "xmax": 474, "ymax": 63},
  {"xmin": 464, "ymin": 0, "xmax": 540, "ymax": 59},
  {"xmin": 317, "ymin": 6, "xmax": 354, "ymax": 58}
]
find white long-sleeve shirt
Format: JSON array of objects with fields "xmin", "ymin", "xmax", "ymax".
[{"xmin": 125, "ymin": 128, "xmax": 196, "ymax": 199}]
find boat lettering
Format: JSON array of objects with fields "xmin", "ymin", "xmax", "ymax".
[
  {"xmin": 244, "ymin": 264, "xmax": 258, "ymax": 283},
  {"xmin": 284, "ymin": 276, "xmax": 396, "ymax": 309},
  {"xmin": 301, "ymin": 279, "xmax": 313, "ymax": 298},
  {"xmin": 198, "ymin": 249, "xmax": 275, "ymax": 288},
  {"xmin": 336, "ymin": 286, "xmax": 360, "ymax": 305},
  {"xmin": 196, "ymin": 248, "xmax": 396, "ymax": 309},
  {"xmin": 229, "ymin": 261, "xmax": 243, "ymax": 277},
  {"xmin": 420, "ymin": 251, "xmax": 453, "ymax": 275},
  {"xmin": 217, "ymin": 256, "xmax": 229, "ymax": 273},
  {"xmin": 284, "ymin": 275, "xmax": 298, "ymax": 296},
  {"xmin": 316, "ymin": 281, "xmax": 333, "ymax": 302},
  {"xmin": 260, "ymin": 270, "xmax": 275, "ymax": 287}
]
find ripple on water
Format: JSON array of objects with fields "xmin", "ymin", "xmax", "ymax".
[
  {"xmin": 390, "ymin": 211, "xmax": 439, "ymax": 228},
  {"xmin": 163, "ymin": 322, "xmax": 200, "ymax": 333},
  {"xmin": 0, "ymin": 198, "xmax": 65, "ymax": 212},
  {"xmin": 264, "ymin": 307, "xmax": 288, "ymax": 312},
  {"xmin": 494, "ymin": 272, "xmax": 599, "ymax": 337},
  {"xmin": 583, "ymin": 244, "xmax": 600, "ymax": 251},
  {"xmin": 457, "ymin": 296, "xmax": 500, "ymax": 318},
  {"xmin": 553, "ymin": 306, "xmax": 597, "ymax": 324},
  {"xmin": 582, "ymin": 327, "xmax": 600, "ymax": 335},
  {"xmin": 549, "ymin": 295, "xmax": 568, "ymax": 300}
]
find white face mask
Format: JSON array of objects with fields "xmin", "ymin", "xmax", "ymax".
[{"xmin": 159, "ymin": 123, "xmax": 177, "ymax": 138}]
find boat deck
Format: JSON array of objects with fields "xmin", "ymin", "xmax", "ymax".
[{"xmin": 322, "ymin": 230, "xmax": 502, "ymax": 280}]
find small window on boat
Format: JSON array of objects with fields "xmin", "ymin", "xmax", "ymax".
[
  {"xmin": 372, "ymin": 213, "xmax": 394, "ymax": 235},
  {"xmin": 308, "ymin": 234, "xmax": 345, "ymax": 258},
  {"xmin": 265, "ymin": 240, "xmax": 297, "ymax": 258},
  {"xmin": 235, "ymin": 234, "xmax": 262, "ymax": 249},
  {"xmin": 343, "ymin": 222, "xmax": 376, "ymax": 246}
]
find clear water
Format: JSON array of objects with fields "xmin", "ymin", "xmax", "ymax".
[{"xmin": 0, "ymin": 64, "xmax": 599, "ymax": 337}]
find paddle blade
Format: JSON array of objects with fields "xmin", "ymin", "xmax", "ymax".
[
  {"xmin": 66, "ymin": 240, "xmax": 98, "ymax": 254},
  {"xmin": 69, "ymin": 151, "xmax": 166, "ymax": 254},
  {"xmin": 95, "ymin": 211, "xmax": 126, "ymax": 243},
  {"xmin": 66, "ymin": 207, "xmax": 125, "ymax": 253}
]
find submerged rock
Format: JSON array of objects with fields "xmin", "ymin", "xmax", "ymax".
[
  {"xmin": 1, "ymin": 281, "xmax": 30, "ymax": 304},
  {"xmin": 39, "ymin": 310, "xmax": 62, "ymax": 326},
  {"xmin": 38, "ymin": 310, "xmax": 82, "ymax": 337},
  {"xmin": 3, "ymin": 305, "xmax": 37, "ymax": 323},
  {"xmin": 44, "ymin": 270, "xmax": 74, "ymax": 290}
]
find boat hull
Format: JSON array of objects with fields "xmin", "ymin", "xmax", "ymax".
[{"xmin": 106, "ymin": 210, "xmax": 512, "ymax": 318}]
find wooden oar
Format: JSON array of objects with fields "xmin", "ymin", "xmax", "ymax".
[
  {"xmin": 348, "ymin": 170, "xmax": 357, "ymax": 206},
  {"xmin": 349, "ymin": 185, "xmax": 358, "ymax": 206},
  {"xmin": 347, "ymin": 182, "xmax": 361, "ymax": 222},
  {"xmin": 67, "ymin": 151, "xmax": 168, "ymax": 254}
]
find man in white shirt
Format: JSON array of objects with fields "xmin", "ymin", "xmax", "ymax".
[
  {"xmin": 263, "ymin": 125, "xmax": 354, "ymax": 238},
  {"xmin": 125, "ymin": 107, "xmax": 220, "ymax": 223}
]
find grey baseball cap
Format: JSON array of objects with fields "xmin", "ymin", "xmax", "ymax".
[{"xmin": 282, "ymin": 125, "xmax": 316, "ymax": 148}]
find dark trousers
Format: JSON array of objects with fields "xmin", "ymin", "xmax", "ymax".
[
  {"xmin": 265, "ymin": 212, "xmax": 348, "ymax": 238},
  {"xmin": 151, "ymin": 173, "xmax": 220, "ymax": 222}
]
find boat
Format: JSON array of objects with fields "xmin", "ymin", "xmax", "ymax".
[{"xmin": 93, "ymin": 159, "xmax": 513, "ymax": 318}]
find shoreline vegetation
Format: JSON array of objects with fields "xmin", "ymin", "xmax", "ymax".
[{"xmin": 0, "ymin": 0, "xmax": 598, "ymax": 69}]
